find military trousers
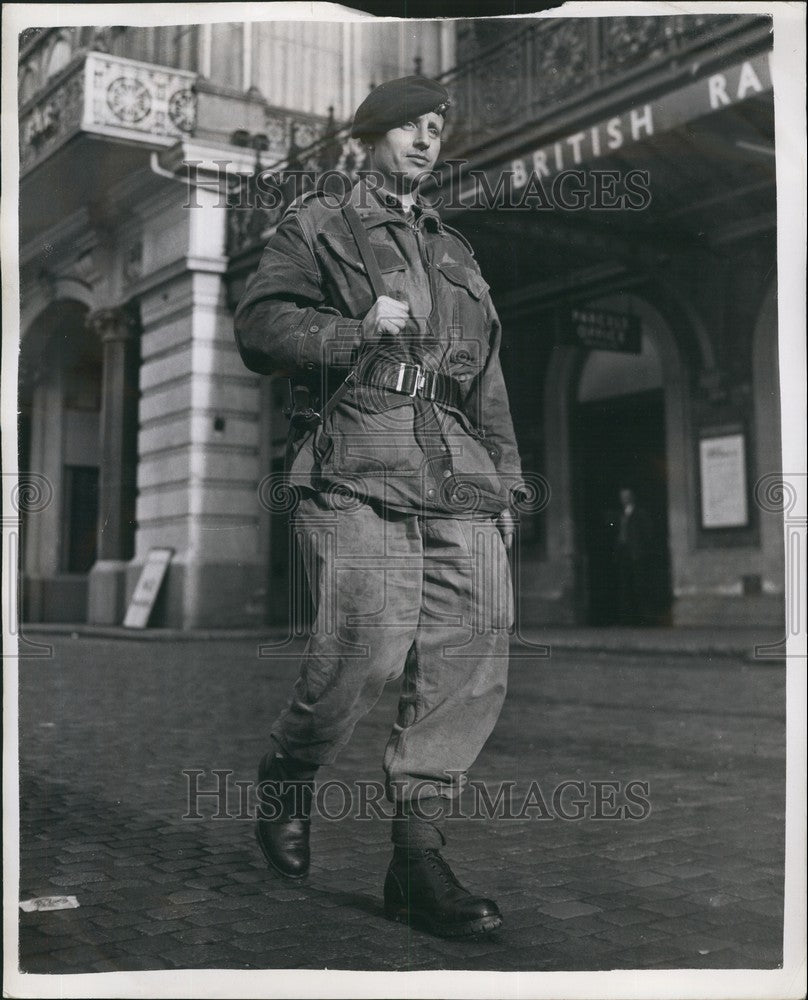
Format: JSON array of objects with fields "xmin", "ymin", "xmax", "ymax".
[{"xmin": 270, "ymin": 491, "xmax": 513, "ymax": 806}]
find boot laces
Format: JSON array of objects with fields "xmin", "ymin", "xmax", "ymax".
[{"xmin": 425, "ymin": 850, "xmax": 455, "ymax": 888}]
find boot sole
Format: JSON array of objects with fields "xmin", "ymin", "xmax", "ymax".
[
  {"xmin": 254, "ymin": 825, "xmax": 309, "ymax": 881},
  {"xmin": 384, "ymin": 903, "xmax": 502, "ymax": 938}
]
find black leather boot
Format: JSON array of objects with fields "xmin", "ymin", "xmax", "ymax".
[
  {"xmin": 384, "ymin": 847, "xmax": 503, "ymax": 937},
  {"xmin": 255, "ymin": 751, "xmax": 316, "ymax": 879}
]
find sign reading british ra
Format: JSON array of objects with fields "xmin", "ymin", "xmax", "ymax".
[{"xmin": 562, "ymin": 307, "xmax": 642, "ymax": 354}]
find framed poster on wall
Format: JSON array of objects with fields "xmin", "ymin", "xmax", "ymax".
[{"xmin": 698, "ymin": 430, "xmax": 749, "ymax": 529}]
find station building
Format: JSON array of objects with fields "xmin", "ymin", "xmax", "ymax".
[{"xmin": 16, "ymin": 14, "xmax": 784, "ymax": 631}]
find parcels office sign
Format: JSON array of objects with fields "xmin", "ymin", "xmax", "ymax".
[{"xmin": 562, "ymin": 307, "xmax": 641, "ymax": 353}]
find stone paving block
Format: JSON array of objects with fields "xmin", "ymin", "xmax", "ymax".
[
  {"xmin": 549, "ymin": 935, "xmax": 626, "ymax": 964},
  {"xmin": 166, "ymin": 888, "xmax": 219, "ymax": 905},
  {"xmin": 18, "ymin": 929, "xmax": 71, "ymax": 956},
  {"xmin": 153, "ymin": 858, "xmax": 204, "ymax": 873},
  {"xmin": 656, "ymin": 862, "xmax": 714, "ymax": 879},
  {"xmin": 59, "ymin": 842, "xmax": 112, "ymax": 855},
  {"xmin": 723, "ymin": 918, "xmax": 784, "ymax": 945},
  {"xmin": 229, "ymin": 916, "xmax": 299, "ymax": 936},
  {"xmin": 675, "ymin": 947, "xmax": 771, "ymax": 969},
  {"xmin": 562, "ymin": 878, "xmax": 639, "ymax": 897},
  {"xmin": 740, "ymin": 897, "xmax": 785, "ymax": 919},
  {"xmin": 227, "ymin": 933, "xmax": 291, "ymax": 957},
  {"xmin": 646, "ymin": 914, "xmax": 735, "ymax": 938},
  {"xmin": 535, "ymin": 900, "xmax": 603, "ymax": 920},
  {"xmin": 111, "ymin": 856, "xmax": 152, "ymax": 868},
  {"xmin": 590, "ymin": 922, "xmax": 670, "ymax": 948},
  {"xmin": 656, "ymin": 930, "xmax": 736, "ymax": 958},
  {"xmin": 47, "ymin": 872, "xmax": 109, "ymax": 887},
  {"xmin": 542, "ymin": 914, "xmax": 614, "ymax": 938},
  {"xmin": 629, "ymin": 883, "xmax": 687, "ymax": 901},
  {"xmin": 156, "ymin": 943, "xmax": 233, "ymax": 967},
  {"xmin": 637, "ymin": 897, "xmax": 702, "ymax": 918},
  {"xmin": 518, "ymin": 885, "xmax": 573, "ymax": 905},
  {"xmin": 108, "ymin": 953, "xmax": 175, "ymax": 971},
  {"xmin": 38, "ymin": 944, "xmax": 117, "ymax": 967},
  {"xmin": 731, "ymin": 940, "xmax": 783, "ymax": 965},
  {"xmin": 132, "ymin": 918, "xmax": 189, "ymax": 938},
  {"xmin": 21, "ymin": 956, "xmax": 83, "ymax": 975},
  {"xmin": 144, "ymin": 904, "xmax": 197, "ymax": 922},
  {"xmin": 88, "ymin": 907, "xmax": 153, "ymax": 930},
  {"xmin": 92, "ymin": 959, "xmax": 126, "ymax": 972},
  {"xmin": 596, "ymin": 907, "xmax": 655, "ymax": 927},
  {"xmin": 613, "ymin": 869, "xmax": 673, "ymax": 887},
  {"xmin": 170, "ymin": 925, "xmax": 232, "ymax": 945}
]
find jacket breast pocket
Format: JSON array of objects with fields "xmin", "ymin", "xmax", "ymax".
[
  {"xmin": 435, "ymin": 262, "xmax": 489, "ymax": 374},
  {"xmin": 370, "ymin": 242, "xmax": 407, "ymax": 299},
  {"xmin": 435, "ymin": 261, "xmax": 489, "ymax": 342},
  {"xmin": 317, "ymin": 232, "xmax": 372, "ymax": 315}
]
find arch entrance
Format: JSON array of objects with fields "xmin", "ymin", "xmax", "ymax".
[
  {"xmin": 572, "ymin": 334, "xmax": 672, "ymax": 625},
  {"xmin": 541, "ymin": 291, "xmax": 692, "ymax": 626},
  {"xmin": 19, "ymin": 300, "xmax": 101, "ymax": 622}
]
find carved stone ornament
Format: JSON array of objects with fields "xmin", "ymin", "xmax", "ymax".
[{"xmin": 106, "ymin": 76, "xmax": 152, "ymax": 124}]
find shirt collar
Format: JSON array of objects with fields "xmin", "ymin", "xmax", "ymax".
[{"xmin": 351, "ymin": 178, "xmax": 443, "ymax": 232}]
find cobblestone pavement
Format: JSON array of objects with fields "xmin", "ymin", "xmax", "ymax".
[{"xmin": 15, "ymin": 633, "xmax": 785, "ymax": 974}]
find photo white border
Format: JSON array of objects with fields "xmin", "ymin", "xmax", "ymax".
[{"xmin": 2, "ymin": 2, "xmax": 805, "ymax": 998}]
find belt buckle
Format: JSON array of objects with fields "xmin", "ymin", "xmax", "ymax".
[{"xmin": 395, "ymin": 362, "xmax": 424, "ymax": 397}]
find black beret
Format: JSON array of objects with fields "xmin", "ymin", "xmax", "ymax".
[{"xmin": 350, "ymin": 75, "xmax": 450, "ymax": 139}]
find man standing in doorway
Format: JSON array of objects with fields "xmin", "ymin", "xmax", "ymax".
[
  {"xmin": 234, "ymin": 76, "xmax": 523, "ymax": 938},
  {"xmin": 615, "ymin": 487, "xmax": 655, "ymax": 625}
]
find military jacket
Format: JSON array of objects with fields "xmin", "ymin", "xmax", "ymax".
[{"xmin": 234, "ymin": 178, "xmax": 523, "ymax": 515}]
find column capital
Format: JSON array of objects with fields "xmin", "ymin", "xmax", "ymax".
[{"xmin": 86, "ymin": 306, "xmax": 139, "ymax": 343}]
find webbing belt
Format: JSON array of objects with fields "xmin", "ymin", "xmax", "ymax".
[
  {"xmin": 295, "ymin": 204, "xmax": 463, "ymax": 426},
  {"xmin": 362, "ymin": 360, "xmax": 462, "ymax": 407}
]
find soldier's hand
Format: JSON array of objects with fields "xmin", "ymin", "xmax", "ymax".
[
  {"xmin": 362, "ymin": 296, "xmax": 410, "ymax": 338},
  {"xmin": 496, "ymin": 508, "xmax": 516, "ymax": 552}
]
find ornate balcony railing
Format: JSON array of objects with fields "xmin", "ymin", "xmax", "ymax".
[
  {"xmin": 439, "ymin": 13, "xmax": 771, "ymax": 157},
  {"xmin": 19, "ymin": 50, "xmax": 197, "ymax": 176}
]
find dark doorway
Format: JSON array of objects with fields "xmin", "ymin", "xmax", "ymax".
[
  {"xmin": 62, "ymin": 466, "xmax": 100, "ymax": 574},
  {"xmin": 574, "ymin": 388, "xmax": 672, "ymax": 625}
]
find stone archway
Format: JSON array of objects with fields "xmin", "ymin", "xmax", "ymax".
[
  {"xmin": 539, "ymin": 290, "xmax": 692, "ymax": 625},
  {"xmin": 19, "ymin": 299, "xmax": 99, "ymax": 622}
]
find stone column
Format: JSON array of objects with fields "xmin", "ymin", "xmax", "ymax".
[{"xmin": 87, "ymin": 305, "xmax": 140, "ymax": 624}]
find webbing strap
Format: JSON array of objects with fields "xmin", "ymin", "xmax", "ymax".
[
  {"xmin": 320, "ymin": 204, "xmax": 388, "ymax": 422},
  {"xmin": 342, "ymin": 203, "xmax": 388, "ymax": 300}
]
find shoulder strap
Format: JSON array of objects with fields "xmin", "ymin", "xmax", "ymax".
[
  {"xmin": 342, "ymin": 203, "xmax": 388, "ymax": 300},
  {"xmin": 318, "ymin": 204, "xmax": 387, "ymax": 423}
]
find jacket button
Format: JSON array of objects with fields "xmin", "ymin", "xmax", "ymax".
[
  {"xmin": 306, "ymin": 362, "xmax": 315, "ymax": 371},
  {"xmin": 457, "ymin": 374, "xmax": 468, "ymax": 382},
  {"xmin": 489, "ymin": 449, "xmax": 497, "ymax": 458},
  {"xmin": 427, "ymin": 488, "xmax": 436, "ymax": 498},
  {"xmin": 442, "ymin": 469, "xmax": 452, "ymax": 479},
  {"xmin": 310, "ymin": 324, "xmax": 320, "ymax": 332}
]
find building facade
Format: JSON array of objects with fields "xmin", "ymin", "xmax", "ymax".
[{"xmin": 17, "ymin": 14, "xmax": 783, "ymax": 630}]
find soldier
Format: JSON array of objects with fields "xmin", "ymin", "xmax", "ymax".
[{"xmin": 234, "ymin": 76, "xmax": 523, "ymax": 938}]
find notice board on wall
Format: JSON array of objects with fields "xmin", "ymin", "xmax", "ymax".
[{"xmin": 699, "ymin": 432, "xmax": 749, "ymax": 529}]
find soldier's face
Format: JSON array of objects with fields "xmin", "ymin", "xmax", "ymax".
[{"xmin": 371, "ymin": 112, "xmax": 443, "ymax": 190}]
